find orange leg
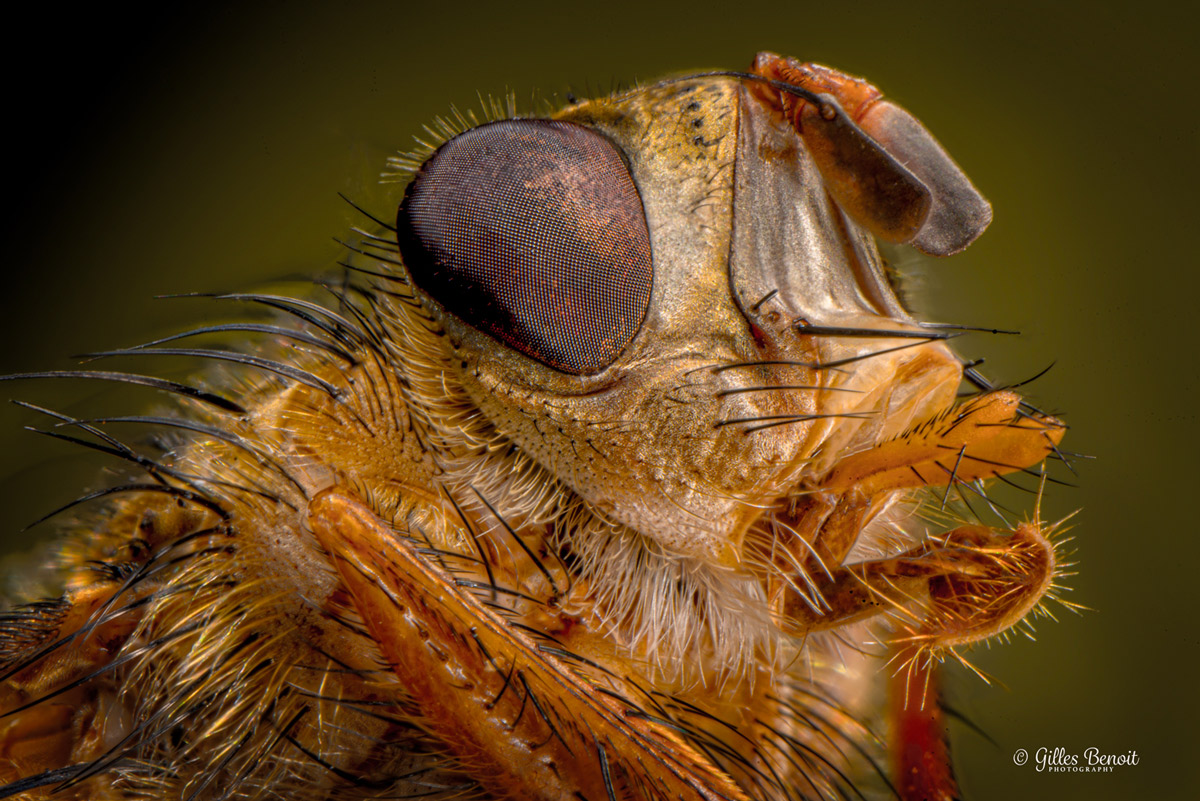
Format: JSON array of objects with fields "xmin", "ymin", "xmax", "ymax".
[
  {"xmin": 890, "ymin": 649, "xmax": 958, "ymax": 801},
  {"xmin": 771, "ymin": 390, "xmax": 1064, "ymax": 798},
  {"xmin": 307, "ymin": 489, "xmax": 747, "ymax": 801},
  {"xmin": 0, "ymin": 580, "xmax": 143, "ymax": 798}
]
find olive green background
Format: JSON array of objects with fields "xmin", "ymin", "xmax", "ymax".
[{"xmin": 0, "ymin": 2, "xmax": 1194, "ymax": 799}]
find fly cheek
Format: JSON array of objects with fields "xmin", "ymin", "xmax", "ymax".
[{"xmin": 397, "ymin": 119, "xmax": 653, "ymax": 377}]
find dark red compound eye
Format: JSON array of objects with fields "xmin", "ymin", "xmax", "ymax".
[{"xmin": 397, "ymin": 119, "xmax": 653, "ymax": 375}]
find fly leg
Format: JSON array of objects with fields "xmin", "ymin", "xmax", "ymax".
[
  {"xmin": 779, "ymin": 516, "xmax": 1059, "ymax": 801},
  {"xmin": 769, "ymin": 390, "xmax": 1065, "ymax": 800},
  {"xmin": 307, "ymin": 488, "xmax": 748, "ymax": 801},
  {"xmin": 0, "ymin": 501, "xmax": 217, "ymax": 799},
  {"xmin": 0, "ymin": 580, "xmax": 140, "ymax": 798},
  {"xmin": 890, "ymin": 647, "xmax": 956, "ymax": 801}
]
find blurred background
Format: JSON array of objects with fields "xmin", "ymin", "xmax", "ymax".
[{"xmin": 0, "ymin": 2, "xmax": 1194, "ymax": 798}]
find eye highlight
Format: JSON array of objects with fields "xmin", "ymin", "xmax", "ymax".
[{"xmin": 397, "ymin": 119, "xmax": 653, "ymax": 375}]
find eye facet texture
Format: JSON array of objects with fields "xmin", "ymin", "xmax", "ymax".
[{"xmin": 398, "ymin": 120, "xmax": 653, "ymax": 375}]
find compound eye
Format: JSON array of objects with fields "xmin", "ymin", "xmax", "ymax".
[{"xmin": 397, "ymin": 119, "xmax": 653, "ymax": 375}]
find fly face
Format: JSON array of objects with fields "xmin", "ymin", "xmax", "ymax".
[{"xmin": 396, "ymin": 75, "xmax": 967, "ymax": 565}]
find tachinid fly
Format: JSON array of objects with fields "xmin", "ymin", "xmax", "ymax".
[{"xmin": 0, "ymin": 53, "xmax": 1076, "ymax": 800}]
